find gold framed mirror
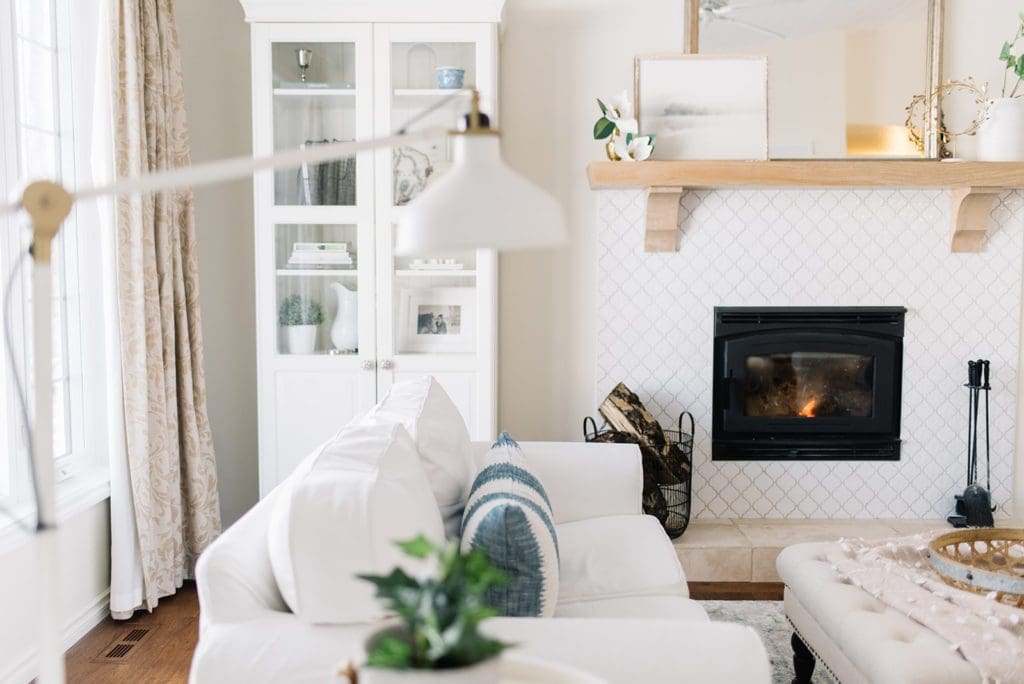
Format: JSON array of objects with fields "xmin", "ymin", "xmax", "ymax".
[{"xmin": 683, "ymin": 0, "xmax": 944, "ymax": 159}]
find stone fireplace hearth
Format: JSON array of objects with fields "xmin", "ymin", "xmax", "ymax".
[{"xmin": 596, "ymin": 188, "xmax": 1023, "ymax": 519}]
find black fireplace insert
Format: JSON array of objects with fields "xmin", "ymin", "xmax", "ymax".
[{"xmin": 712, "ymin": 306, "xmax": 906, "ymax": 461}]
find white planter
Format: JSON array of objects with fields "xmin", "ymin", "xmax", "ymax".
[
  {"xmin": 977, "ymin": 97, "xmax": 1024, "ymax": 161},
  {"xmin": 285, "ymin": 324, "xmax": 317, "ymax": 355},
  {"xmin": 353, "ymin": 660, "xmax": 499, "ymax": 684}
]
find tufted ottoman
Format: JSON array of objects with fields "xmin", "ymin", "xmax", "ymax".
[{"xmin": 776, "ymin": 542, "xmax": 982, "ymax": 684}]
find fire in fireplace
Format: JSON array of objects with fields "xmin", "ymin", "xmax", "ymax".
[{"xmin": 712, "ymin": 307, "xmax": 906, "ymax": 461}]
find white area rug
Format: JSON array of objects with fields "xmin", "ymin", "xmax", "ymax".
[{"xmin": 700, "ymin": 600, "xmax": 835, "ymax": 684}]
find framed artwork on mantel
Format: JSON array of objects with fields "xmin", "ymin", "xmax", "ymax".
[{"xmin": 635, "ymin": 54, "xmax": 768, "ymax": 161}]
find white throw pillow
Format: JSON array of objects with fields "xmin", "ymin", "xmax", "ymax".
[
  {"xmin": 267, "ymin": 421, "xmax": 445, "ymax": 624},
  {"xmin": 361, "ymin": 376, "xmax": 474, "ymax": 537}
]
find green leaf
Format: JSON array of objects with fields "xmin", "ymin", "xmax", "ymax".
[
  {"xmin": 1010, "ymin": 54, "xmax": 1018, "ymax": 69},
  {"xmin": 593, "ymin": 117, "xmax": 615, "ymax": 140},
  {"xmin": 365, "ymin": 636, "xmax": 414, "ymax": 669},
  {"xmin": 395, "ymin": 535, "xmax": 435, "ymax": 559},
  {"xmin": 1015, "ymin": 57, "xmax": 1024, "ymax": 78},
  {"xmin": 1001, "ymin": 40, "xmax": 1014, "ymax": 61},
  {"xmin": 597, "ymin": 98, "xmax": 608, "ymax": 115}
]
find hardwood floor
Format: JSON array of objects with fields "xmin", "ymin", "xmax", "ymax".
[
  {"xmin": 60, "ymin": 580, "xmax": 781, "ymax": 681},
  {"xmin": 688, "ymin": 581, "xmax": 784, "ymax": 601},
  {"xmin": 65, "ymin": 582, "xmax": 198, "ymax": 683}
]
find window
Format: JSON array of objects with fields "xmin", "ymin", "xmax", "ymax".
[{"xmin": 0, "ymin": 0, "xmax": 106, "ymax": 515}]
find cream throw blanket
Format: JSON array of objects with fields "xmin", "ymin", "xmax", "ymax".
[{"xmin": 826, "ymin": 532, "xmax": 1024, "ymax": 683}]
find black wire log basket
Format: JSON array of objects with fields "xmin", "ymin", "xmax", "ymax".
[{"xmin": 583, "ymin": 412, "xmax": 694, "ymax": 539}]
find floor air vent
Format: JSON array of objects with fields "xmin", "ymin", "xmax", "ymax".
[{"xmin": 91, "ymin": 626, "xmax": 154, "ymax": 663}]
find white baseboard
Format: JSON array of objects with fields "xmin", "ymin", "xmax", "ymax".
[{"xmin": 2, "ymin": 588, "xmax": 110, "ymax": 684}]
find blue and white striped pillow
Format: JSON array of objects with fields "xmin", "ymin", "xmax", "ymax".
[{"xmin": 460, "ymin": 432, "xmax": 559, "ymax": 617}]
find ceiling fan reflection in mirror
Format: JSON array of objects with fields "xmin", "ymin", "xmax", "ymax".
[{"xmin": 698, "ymin": 0, "xmax": 792, "ymax": 39}]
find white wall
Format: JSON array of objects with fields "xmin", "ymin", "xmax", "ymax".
[
  {"xmin": 176, "ymin": 0, "xmax": 258, "ymax": 527},
  {"xmin": 0, "ymin": 501, "xmax": 111, "ymax": 682},
  {"xmin": 845, "ymin": 16, "xmax": 926, "ymax": 128},
  {"xmin": 499, "ymin": 0, "xmax": 685, "ymax": 440}
]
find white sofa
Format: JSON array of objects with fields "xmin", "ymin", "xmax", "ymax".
[{"xmin": 191, "ymin": 440, "xmax": 771, "ymax": 683}]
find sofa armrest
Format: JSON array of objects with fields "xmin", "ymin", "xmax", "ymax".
[
  {"xmin": 472, "ymin": 440, "xmax": 642, "ymax": 523},
  {"xmin": 195, "ymin": 487, "xmax": 289, "ymax": 632}
]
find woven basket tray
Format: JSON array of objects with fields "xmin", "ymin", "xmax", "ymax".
[{"xmin": 928, "ymin": 528, "xmax": 1024, "ymax": 608}]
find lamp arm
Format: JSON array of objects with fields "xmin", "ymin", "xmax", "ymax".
[{"xmin": 2, "ymin": 127, "xmax": 446, "ymax": 219}]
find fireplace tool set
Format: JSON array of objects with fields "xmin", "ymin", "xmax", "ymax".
[{"xmin": 948, "ymin": 359, "xmax": 996, "ymax": 528}]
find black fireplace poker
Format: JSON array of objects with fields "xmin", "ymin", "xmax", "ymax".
[{"xmin": 948, "ymin": 358, "xmax": 995, "ymax": 528}]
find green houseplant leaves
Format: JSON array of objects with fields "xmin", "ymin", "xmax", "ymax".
[
  {"xmin": 358, "ymin": 536, "xmax": 509, "ymax": 671},
  {"xmin": 998, "ymin": 15, "xmax": 1024, "ymax": 97},
  {"xmin": 278, "ymin": 294, "xmax": 324, "ymax": 326}
]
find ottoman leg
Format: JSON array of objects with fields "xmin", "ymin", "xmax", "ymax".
[{"xmin": 791, "ymin": 632, "xmax": 816, "ymax": 684}]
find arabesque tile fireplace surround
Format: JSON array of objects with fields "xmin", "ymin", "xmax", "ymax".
[{"xmin": 596, "ymin": 187, "xmax": 1023, "ymax": 521}]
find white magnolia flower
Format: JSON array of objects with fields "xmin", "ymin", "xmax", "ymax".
[
  {"xmin": 604, "ymin": 90, "xmax": 637, "ymax": 135},
  {"xmin": 609, "ymin": 89, "xmax": 633, "ymax": 118},
  {"xmin": 614, "ymin": 133, "xmax": 654, "ymax": 162}
]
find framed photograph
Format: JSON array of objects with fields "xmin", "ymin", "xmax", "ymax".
[
  {"xmin": 398, "ymin": 287, "xmax": 476, "ymax": 354},
  {"xmin": 635, "ymin": 54, "xmax": 768, "ymax": 160}
]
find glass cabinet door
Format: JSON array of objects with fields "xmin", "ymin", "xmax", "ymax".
[
  {"xmin": 271, "ymin": 42, "xmax": 359, "ymax": 207},
  {"xmin": 391, "ymin": 236, "xmax": 479, "ymax": 357},
  {"xmin": 374, "ymin": 23, "xmax": 496, "ymax": 206},
  {"xmin": 388, "ymin": 40, "xmax": 477, "ymax": 208},
  {"xmin": 274, "ymin": 223, "xmax": 360, "ymax": 356},
  {"xmin": 373, "ymin": 24, "xmax": 497, "ymax": 365},
  {"xmin": 253, "ymin": 24, "xmax": 375, "ymax": 367}
]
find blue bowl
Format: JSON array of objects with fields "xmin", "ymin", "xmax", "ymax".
[{"xmin": 436, "ymin": 67, "xmax": 466, "ymax": 90}]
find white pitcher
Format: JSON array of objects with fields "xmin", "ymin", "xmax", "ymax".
[
  {"xmin": 330, "ymin": 282, "xmax": 359, "ymax": 352},
  {"xmin": 977, "ymin": 97, "xmax": 1024, "ymax": 161}
]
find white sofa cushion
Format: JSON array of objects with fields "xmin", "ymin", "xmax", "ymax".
[
  {"xmin": 267, "ymin": 421, "xmax": 445, "ymax": 624},
  {"xmin": 556, "ymin": 515, "xmax": 688, "ymax": 603},
  {"xmin": 362, "ymin": 376, "xmax": 474, "ymax": 536},
  {"xmin": 554, "ymin": 595, "xmax": 708, "ymax": 621},
  {"xmin": 461, "ymin": 432, "xmax": 559, "ymax": 617}
]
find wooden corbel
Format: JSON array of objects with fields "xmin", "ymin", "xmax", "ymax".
[
  {"xmin": 644, "ymin": 186, "xmax": 683, "ymax": 252},
  {"xmin": 950, "ymin": 186, "xmax": 1001, "ymax": 253}
]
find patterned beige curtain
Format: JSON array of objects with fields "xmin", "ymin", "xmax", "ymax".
[{"xmin": 111, "ymin": 0, "xmax": 221, "ymax": 614}]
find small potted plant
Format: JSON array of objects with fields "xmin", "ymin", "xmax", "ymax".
[
  {"xmin": 344, "ymin": 536, "xmax": 509, "ymax": 683},
  {"xmin": 980, "ymin": 11, "xmax": 1024, "ymax": 160},
  {"xmin": 279, "ymin": 293, "xmax": 324, "ymax": 355}
]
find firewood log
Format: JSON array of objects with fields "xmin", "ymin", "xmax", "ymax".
[{"xmin": 599, "ymin": 383, "xmax": 668, "ymax": 448}]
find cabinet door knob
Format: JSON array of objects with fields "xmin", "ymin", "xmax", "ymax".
[
  {"xmin": 380, "ymin": 360, "xmax": 394, "ymax": 370},
  {"xmin": 361, "ymin": 360, "xmax": 376, "ymax": 371}
]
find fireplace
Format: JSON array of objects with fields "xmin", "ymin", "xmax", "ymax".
[{"xmin": 712, "ymin": 306, "xmax": 906, "ymax": 461}]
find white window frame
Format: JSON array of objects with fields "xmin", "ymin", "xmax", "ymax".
[{"xmin": 0, "ymin": 0, "xmax": 112, "ymax": 549}]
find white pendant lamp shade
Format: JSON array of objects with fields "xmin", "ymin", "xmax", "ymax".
[{"xmin": 395, "ymin": 133, "xmax": 566, "ymax": 255}]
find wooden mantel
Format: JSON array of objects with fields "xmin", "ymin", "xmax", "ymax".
[{"xmin": 586, "ymin": 160, "xmax": 1024, "ymax": 253}]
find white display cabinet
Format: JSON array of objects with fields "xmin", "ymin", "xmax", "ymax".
[{"xmin": 241, "ymin": 1, "xmax": 502, "ymax": 494}]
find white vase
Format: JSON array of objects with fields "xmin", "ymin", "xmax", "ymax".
[
  {"xmin": 350, "ymin": 660, "xmax": 499, "ymax": 684},
  {"xmin": 977, "ymin": 97, "xmax": 1024, "ymax": 161},
  {"xmin": 330, "ymin": 282, "xmax": 359, "ymax": 352},
  {"xmin": 286, "ymin": 324, "xmax": 317, "ymax": 355}
]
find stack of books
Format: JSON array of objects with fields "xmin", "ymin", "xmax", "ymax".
[{"xmin": 287, "ymin": 242, "xmax": 354, "ymax": 269}]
